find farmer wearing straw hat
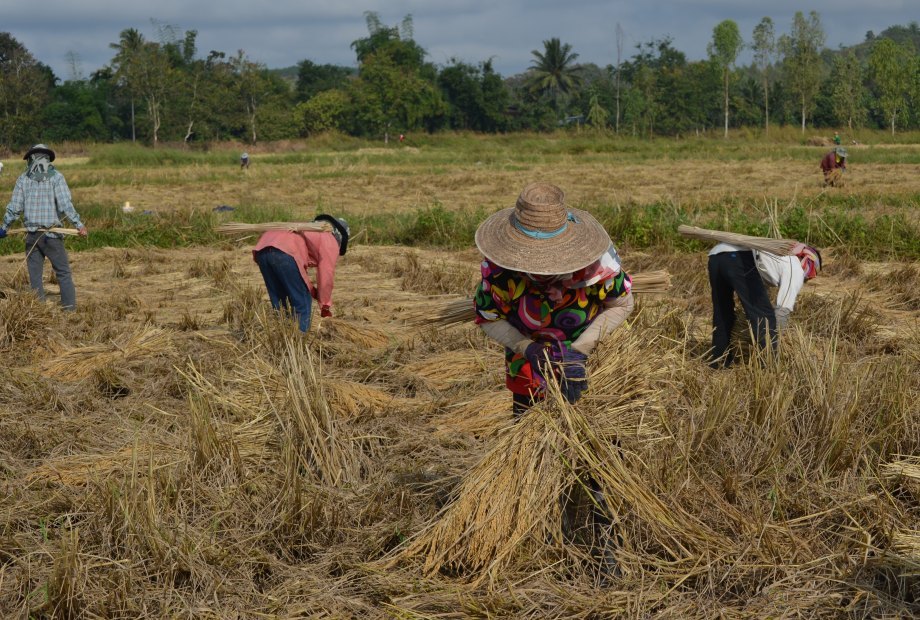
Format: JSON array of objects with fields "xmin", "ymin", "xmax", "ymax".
[
  {"xmin": 0, "ymin": 144, "xmax": 88, "ymax": 310},
  {"xmin": 708, "ymin": 242, "xmax": 821, "ymax": 368},
  {"xmin": 820, "ymin": 146, "xmax": 847, "ymax": 186},
  {"xmin": 251, "ymin": 214, "xmax": 349, "ymax": 332},
  {"xmin": 474, "ymin": 182, "xmax": 634, "ymax": 415}
]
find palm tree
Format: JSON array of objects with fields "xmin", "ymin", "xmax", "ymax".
[
  {"xmin": 527, "ymin": 38, "xmax": 583, "ymax": 112},
  {"xmin": 109, "ymin": 28, "xmax": 145, "ymax": 141}
]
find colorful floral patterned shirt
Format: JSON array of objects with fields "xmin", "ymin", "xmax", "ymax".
[{"xmin": 474, "ymin": 245, "xmax": 631, "ymax": 395}]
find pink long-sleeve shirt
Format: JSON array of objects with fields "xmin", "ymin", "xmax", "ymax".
[{"xmin": 252, "ymin": 230, "xmax": 340, "ymax": 309}]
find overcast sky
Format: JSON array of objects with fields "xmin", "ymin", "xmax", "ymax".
[{"xmin": 4, "ymin": 1, "xmax": 916, "ymax": 81}]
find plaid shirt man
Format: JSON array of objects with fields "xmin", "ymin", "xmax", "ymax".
[{"xmin": 3, "ymin": 171, "xmax": 84, "ymax": 237}]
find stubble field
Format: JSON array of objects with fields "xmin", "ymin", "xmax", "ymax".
[{"xmin": 1, "ymin": 132, "xmax": 919, "ymax": 618}]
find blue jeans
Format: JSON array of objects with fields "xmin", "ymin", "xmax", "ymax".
[
  {"xmin": 25, "ymin": 232, "xmax": 76, "ymax": 310},
  {"xmin": 255, "ymin": 248, "xmax": 313, "ymax": 332}
]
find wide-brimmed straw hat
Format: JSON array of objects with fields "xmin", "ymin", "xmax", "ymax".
[
  {"xmin": 475, "ymin": 182, "xmax": 610, "ymax": 275},
  {"xmin": 23, "ymin": 144, "xmax": 55, "ymax": 161}
]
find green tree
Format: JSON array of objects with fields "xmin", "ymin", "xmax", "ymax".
[
  {"xmin": 708, "ymin": 20, "xmax": 744, "ymax": 138},
  {"xmin": 351, "ymin": 12, "xmax": 426, "ymax": 72},
  {"xmin": 779, "ymin": 11, "xmax": 826, "ymax": 132},
  {"xmin": 232, "ymin": 52, "xmax": 294, "ymax": 143},
  {"xmin": 587, "ymin": 92, "xmax": 608, "ymax": 131},
  {"xmin": 830, "ymin": 50, "xmax": 867, "ymax": 130},
  {"xmin": 295, "ymin": 89, "xmax": 350, "ymax": 135},
  {"xmin": 752, "ymin": 17, "xmax": 776, "ymax": 133},
  {"xmin": 0, "ymin": 33, "xmax": 55, "ymax": 147},
  {"xmin": 347, "ymin": 53, "xmax": 446, "ymax": 137},
  {"xmin": 41, "ymin": 80, "xmax": 108, "ymax": 142},
  {"xmin": 868, "ymin": 38, "xmax": 914, "ymax": 134},
  {"xmin": 134, "ymin": 41, "xmax": 172, "ymax": 146},
  {"xmin": 108, "ymin": 28, "xmax": 145, "ymax": 141},
  {"xmin": 437, "ymin": 59, "xmax": 509, "ymax": 132},
  {"xmin": 295, "ymin": 60, "xmax": 354, "ymax": 102},
  {"xmin": 526, "ymin": 38, "xmax": 583, "ymax": 112}
]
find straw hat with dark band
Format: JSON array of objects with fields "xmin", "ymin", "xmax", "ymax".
[{"xmin": 475, "ymin": 182, "xmax": 611, "ymax": 275}]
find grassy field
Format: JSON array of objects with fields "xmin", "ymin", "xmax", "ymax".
[{"xmin": 1, "ymin": 132, "xmax": 919, "ymax": 618}]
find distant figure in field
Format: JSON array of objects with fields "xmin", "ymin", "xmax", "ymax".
[
  {"xmin": 833, "ymin": 132, "xmax": 841, "ymax": 145},
  {"xmin": 251, "ymin": 215, "xmax": 349, "ymax": 332},
  {"xmin": 820, "ymin": 146, "xmax": 847, "ymax": 187},
  {"xmin": 240, "ymin": 152, "xmax": 250, "ymax": 169},
  {"xmin": 398, "ymin": 134, "xmax": 405, "ymax": 143},
  {"xmin": 0, "ymin": 144, "xmax": 88, "ymax": 310}
]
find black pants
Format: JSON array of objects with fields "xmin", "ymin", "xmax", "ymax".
[{"xmin": 708, "ymin": 250, "xmax": 777, "ymax": 368}]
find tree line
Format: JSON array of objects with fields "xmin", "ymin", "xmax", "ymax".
[{"xmin": 1, "ymin": 11, "xmax": 919, "ymax": 148}]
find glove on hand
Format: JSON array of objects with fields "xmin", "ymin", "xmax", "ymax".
[
  {"xmin": 320, "ymin": 306, "xmax": 332, "ymax": 318},
  {"xmin": 524, "ymin": 341, "xmax": 551, "ymax": 385},
  {"xmin": 774, "ymin": 306, "xmax": 791, "ymax": 330},
  {"xmin": 551, "ymin": 343, "xmax": 588, "ymax": 404},
  {"xmin": 0, "ymin": 228, "xmax": 6, "ymax": 239}
]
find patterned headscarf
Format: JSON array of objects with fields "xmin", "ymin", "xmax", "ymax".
[
  {"xmin": 797, "ymin": 245, "xmax": 822, "ymax": 280},
  {"xmin": 26, "ymin": 154, "xmax": 56, "ymax": 182}
]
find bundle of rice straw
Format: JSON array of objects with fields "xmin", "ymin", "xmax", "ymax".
[
  {"xmin": 26, "ymin": 443, "xmax": 165, "ymax": 485},
  {"xmin": 403, "ymin": 350, "xmax": 500, "ymax": 391},
  {"xmin": 678, "ymin": 225, "xmax": 798, "ymax": 255},
  {"xmin": 404, "ymin": 270, "xmax": 672, "ymax": 329},
  {"xmin": 7, "ymin": 227, "xmax": 80, "ymax": 236},
  {"xmin": 40, "ymin": 327, "xmax": 175, "ymax": 380},
  {"xmin": 434, "ymin": 390, "xmax": 514, "ymax": 438},
  {"xmin": 321, "ymin": 318, "xmax": 391, "ymax": 349},
  {"xmin": 394, "ymin": 334, "xmax": 728, "ymax": 583},
  {"xmin": 216, "ymin": 221, "xmax": 331, "ymax": 235}
]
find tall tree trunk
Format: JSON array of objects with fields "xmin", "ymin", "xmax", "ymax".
[
  {"xmin": 130, "ymin": 98, "xmax": 136, "ymax": 143},
  {"xmin": 800, "ymin": 96, "xmax": 806, "ymax": 132},
  {"xmin": 723, "ymin": 70, "xmax": 729, "ymax": 139},
  {"xmin": 763, "ymin": 81, "xmax": 769, "ymax": 134}
]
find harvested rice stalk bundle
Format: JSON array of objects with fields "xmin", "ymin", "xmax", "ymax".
[
  {"xmin": 396, "ymin": 401, "xmax": 568, "ymax": 581},
  {"xmin": 277, "ymin": 339, "xmax": 365, "ymax": 486},
  {"xmin": 6, "ymin": 227, "xmax": 79, "ymax": 236},
  {"xmin": 403, "ymin": 271, "xmax": 672, "ymax": 329},
  {"xmin": 40, "ymin": 327, "xmax": 175, "ymax": 380},
  {"xmin": 321, "ymin": 317, "xmax": 391, "ymax": 349},
  {"xmin": 434, "ymin": 391, "xmax": 514, "ymax": 438},
  {"xmin": 325, "ymin": 378, "xmax": 409, "ymax": 418},
  {"xmin": 881, "ymin": 457, "xmax": 920, "ymax": 483},
  {"xmin": 0, "ymin": 291, "xmax": 54, "ymax": 348},
  {"xmin": 25, "ymin": 443, "xmax": 174, "ymax": 485},
  {"xmin": 550, "ymin": 394, "xmax": 732, "ymax": 561},
  {"xmin": 631, "ymin": 270, "xmax": 672, "ymax": 293},
  {"xmin": 890, "ymin": 530, "xmax": 920, "ymax": 563},
  {"xmin": 215, "ymin": 221, "xmax": 332, "ymax": 235},
  {"xmin": 678, "ymin": 225, "xmax": 798, "ymax": 255},
  {"xmin": 402, "ymin": 297, "xmax": 475, "ymax": 330},
  {"xmin": 403, "ymin": 350, "xmax": 501, "ymax": 391}
]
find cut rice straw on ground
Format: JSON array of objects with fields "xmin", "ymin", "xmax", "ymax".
[
  {"xmin": 40, "ymin": 327, "xmax": 175, "ymax": 380},
  {"xmin": 678, "ymin": 225, "xmax": 798, "ymax": 255},
  {"xmin": 216, "ymin": 221, "xmax": 331, "ymax": 235},
  {"xmin": 404, "ymin": 270, "xmax": 672, "ymax": 329},
  {"xmin": 25, "ymin": 443, "xmax": 173, "ymax": 485},
  {"xmin": 404, "ymin": 350, "xmax": 499, "ymax": 391},
  {"xmin": 321, "ymin": 318, "xmax": 391, "ymax": 349},
  {"xmin": 434, "ymin": 391, "xmax": 514, "ymax": 438}
]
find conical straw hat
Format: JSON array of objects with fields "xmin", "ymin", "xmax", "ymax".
[{"xmin": 474, "ymin": 182, "xmax": 610, "ymax": 275}]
